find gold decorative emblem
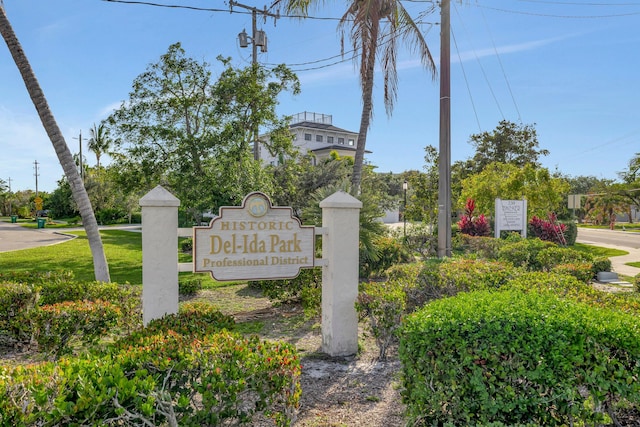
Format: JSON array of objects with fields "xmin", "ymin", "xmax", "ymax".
[{"xmin": 246, "ymin": 194, "xmax": 269, "ymax": 218}]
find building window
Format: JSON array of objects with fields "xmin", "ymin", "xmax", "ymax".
[
  {"xmin": 316, "ymin": 135, "xmax": 323, "ymax": 142},
  {"xmin": 327, "ymin": 136, "xmax": 334, "ymax": 144},
  {"xmin": 348, "ymin": 139, "xmax": 355, "ymax": 146},
  {"xmin": 338, "ymin": 137, "xmax": 344, "ymax": 144},
  {"xmin": 304, "ymin": 133, "xmax": 312, "ymax": 141}
]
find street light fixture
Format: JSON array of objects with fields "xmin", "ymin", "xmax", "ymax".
[{"xmin": 403, "ymin": 180, "xmax": 408, "ymax": 238}]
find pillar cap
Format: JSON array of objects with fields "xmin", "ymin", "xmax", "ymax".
[
  {"xmin": 319, "ymin": 191, "xmax": 362, "ymax": 209},
  {"xmin": 139, "ymin": 185, "xmax": 181, "ymax": 207}
]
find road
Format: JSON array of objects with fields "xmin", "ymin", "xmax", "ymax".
[
  {"xmin": 577, "ymin": 228, "xmax": 640, "ymax": 250},
  {"xmin": 576, "ymin": 228, "xmax": 640, "ymax": 277}
]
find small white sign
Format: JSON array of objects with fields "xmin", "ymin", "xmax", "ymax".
[
  {"xmin": 495, "ymin": 198, "xmax": 527, "ymax": 238},
  {"xmin": 568, "ymin": 194, "xmax": 581, "ymax": 210},
  {"xmin": 193, "ymin": 192, "xmax": 315, "ymax": 281}
]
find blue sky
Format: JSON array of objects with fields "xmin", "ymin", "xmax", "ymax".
[{"xmin": 2, "ymin": 0, "xmax": 639, "ymax": 193}]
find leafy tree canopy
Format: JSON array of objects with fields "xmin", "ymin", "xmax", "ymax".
[
  {"xmin": 458, "ymin": 162, "xmax": 569, "ymax": 219},
  {"xmin": 106, "ymin": 43, "xmax": 300, "ymax": 222},
  {"xmin": 456, "ymin": 120, "xmax": 549, "ymax": 179}
]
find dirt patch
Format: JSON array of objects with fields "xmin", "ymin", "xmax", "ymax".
[{"xmin": 193, "ymin": 285, "xmax": 405, "ymax": 426}]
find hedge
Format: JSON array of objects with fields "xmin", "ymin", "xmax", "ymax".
[
  {"xmin": 0, "ymin": 331, "xmax": 301, "ymax": 426},
  {"xmin": 0, "ymin": 304, "xmax": 300, "ymax": 426},
  {"xmin": 400, "ymin": 290, "xmax": 640, "ymax": 426}
]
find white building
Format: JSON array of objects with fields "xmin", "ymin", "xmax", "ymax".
[{"xmin": 260, "ymin": 112, "xmax": 365, "ymax": 165}]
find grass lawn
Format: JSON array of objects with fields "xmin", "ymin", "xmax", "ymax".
[
  {"xmin": 0, "ymin": 230, "xmax": 143, "ymax": 284},
  {"xmin": 578, "ymin": 223, "xmax": 640, "ymax": 232},
  {"xmin": 627, "ymin": 261, "xmax": 640, "ymax": 268},
  {"xmin": 0, "ymin": 229, "xmax": 234, "ymax": 288},
  {"xmin": 572, "ymin": 242, "xmax": 629, "ymax": 258}
]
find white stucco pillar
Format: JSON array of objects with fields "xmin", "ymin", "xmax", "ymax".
[
  {"xmin": 139, "ymin": 185, "xmax": 180, "ymax": 326},
  {"xmin": 319, "ymin": 191, "xmax": 362, "ymax": 357}
]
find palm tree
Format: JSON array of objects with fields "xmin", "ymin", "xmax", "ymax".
[
  {"xmin": 88, "ymin": 122, "xmax": 112, "ymax": 171},
  {"xmin": 285, "ymin": 0, "xmax": 437, "ymax": 194},
  {"xmin": 1, "ymin": 5, "xmax": 110, "ymax": 282}
]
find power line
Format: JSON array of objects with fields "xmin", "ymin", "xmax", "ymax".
[
  {"xmin": 478, "ymin": 4, "xmax": 521, "ymax": 122},
  {"xmin": 101, "ymin": 0, "xmax": 345, "ymax": 20},
  {"xmin": 477, "ymin": 4, "xmax": 640, "ymax": 19},
  {"xmin": 453, "ymin": 2, "xmax": 505, "ymax": 121},
  {"xmin": 451, "ymin": 27, "xmax": 482, "ymax": 133}
]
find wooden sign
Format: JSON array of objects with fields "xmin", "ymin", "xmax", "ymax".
[{"xmin": 193, "ymin": 192, "xmax": 315, "ymax": 281}]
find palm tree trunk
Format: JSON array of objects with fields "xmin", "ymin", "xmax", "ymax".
[
  {"xmin": 1, "ymin": 6, "xmax": 111, "ymax": 282},
  {"xmin": 351, "ymin": 37, "xmax": 378, "ymax": 195}
]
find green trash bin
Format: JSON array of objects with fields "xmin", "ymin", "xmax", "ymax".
[
  {"xmin": 10, "ymin": 215, "xmax": 17, "ymax": 223},
  {"xmin": 37, "ymin": 218, "xmax": 46, "ymax": 229}
]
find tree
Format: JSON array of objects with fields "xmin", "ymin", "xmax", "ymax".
[
  {"xmin": 284, "ymin": 0, "xmax": 437, "ymax": 195},
  {"xmin": 618, "ymin": 152, "xmax": 640, "ymax": 184},
  {"xmin": 458, "ymin": 162, "xmax": 569, "ymax": 219},
  {"xmin": 107, "ymin": 44, "xmax": 299, "ymax": 223},
  {"xmin": 456, "ymin": 120, "xmax": 549, "ymax": 179},
  {"xmin": 584, "ymin": 181, "xmax": 626, "ymax": 228},
  {"xmin": 404, "ymin": 145, "xmax": 439, "ymax": 228},
  {"xmin": 616, "ymin": 152, "xmax": 640, "ymax": 223},
  {"xmin": 87, "ymin": 122, "xmax": 113, "ymax": 171},
  {"xmin": 1, "ymin": 5, "xmax": 110, "ymax": 282}
]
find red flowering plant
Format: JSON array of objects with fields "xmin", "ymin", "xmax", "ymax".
[
  {"xmin": 529, "ymin": 212, "xmax": 567, "ymax": 246},
  {"xmin": 457, "ymin": 198, "xmax": 491, "ymax": 237}
]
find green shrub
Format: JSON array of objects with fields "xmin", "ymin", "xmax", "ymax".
[
  {"xmin": 438, "ymin": 258, "xmax": 516, "ymax": 292},
  {"xmin": 31, "ymin": 299, "xmax": 122, "ymax": 358},
  {"xmin": 356, "ymin": 280, "xmax": 405, "ymax": 360},
  {"xmin": 402, "ymin": 259, "xmax": 444, "ymax": 313},
  {"xmin": 535, "ymin": 246, "xmax": 592, "ymax": 271},
  {"xmin": 550, "ymin": 262, "xmax": 594, "ymax": 283},
  {"xmin": 591, "ymin": 256, "xmax": 612, "ymax": 275},
  {"xmin": 115, "ymin": 301, "xmax": 235, "ymax": 349},
  {"xmin": 400, "ymin": 290, "xmax": 640, "ymax": 426},
  {"xmin": 178, "ymin": 276, "xmax": 202, "ymax": 296},
  {"xmin": 456, "ymin": 235, "xmax": 504, "ymax": 260},
  {"xmin": 504, "ymin": 271, "xmax": 591, "ymax": 296},
  {"xmin": 385, "ymin": 262, "xmax": 425, "ymax": 283},
  {"xmin": 562, "ymin": 220, "xmax": 578, "ymax": 245},
  {"xmin": 360, "ymin": 235, "xmax": 413, "ymax": 279},
  {"xmin": 397, "ymin": 258, "xmax": 517, "ymax": 314},
  {"xmin": 0, "ymin": 331, "xmax": 301, "ymax": 426},
  {"xmin": 497, "ymin": 238, "xmax": 554, "ymax": 270},
  {"xmin": 95, "ymin": 207, "xmax": 126, "ymax": 225},
  {"xmin": 38, "ymin": 281, "xmax": 141, "ymax": 333},
  {"xmin": 402, "ymin": 222, "xmax": 437, "ymax": 259},
  {"xmin": 249, "ymin": 267, "xmax": 321, "ymax": 310},
  {"xmin": 0, "ymin": 270, "xmax": 75, "ymax": 286},
  {"xmin": 180, "ymin": 237, "xmax": 193, "ymax": 253},
  {"xmin": 0, "ymin": 283, "xmax": 38, "ymax": 347}
]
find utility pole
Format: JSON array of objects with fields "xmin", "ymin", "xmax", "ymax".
[
  {"xmin": 33, "ymin": 160, "xmax": 39, "ymax": 197},
  {"xmin": 73, "ymin": 131, "xmax": 84, "ymax": 183},
  {"xmin": 231, "ymin": 0, "xmax": 278, "ymax": 161},
  {"xmin": 7, "ymin": 176, "xmax": 12, "ymax": 216},
  {"xmin": 437, "ymin": 0, "xmax": 452, "ymax": 257}
]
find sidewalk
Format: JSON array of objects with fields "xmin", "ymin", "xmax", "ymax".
[{"xmin": 577, "ymin": 240, "xmax": 640, "ymax": 278}]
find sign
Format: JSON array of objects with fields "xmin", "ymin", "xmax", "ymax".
[
  {"xmin": 193, "ymin": 192, "xmax": 315, "ymax": 281},
  {"xmin": 34, "ymin": 196, "xmax": 43, "ymax": 212},
  {"xmin": 495, "ymin": 198, "xmax": 527, "ymax": 238},
  {"xmin": 568, "ymin": 194, "xmax": 581, "ymax": 210}
]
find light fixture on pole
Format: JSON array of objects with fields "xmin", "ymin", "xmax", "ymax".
[
  {"xmin": 403, "ymin": 180, "xmax": 408, "ymax": 238},
  {"xmin": 232, "ymin": 0, "xmax": 278, "ymax": 161}
]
